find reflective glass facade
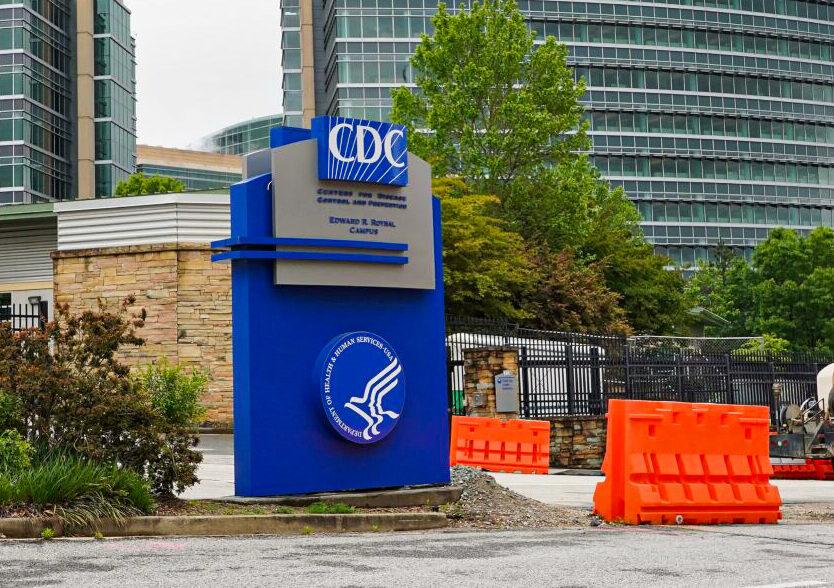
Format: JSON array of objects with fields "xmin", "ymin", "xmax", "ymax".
[
  {"xmin": 0, "ymin": 0, "xmax": 72, "ymax": 204},
  {"xmin": 281, "ymin": 0, "xmax": 303, "ymax": 127},
  {"xmin": 288, "ymin": 0, "xmax": 834, "ymax": 265},
  {"xmin": 93, "ymin": 0, "xmax": 136, "ymax": 197},
  {"xmin": 0, "ymin": 0, "xmax": 135, "ymax": 204},
  {"xmin": 206, "ymin": 114, "xmax": 285, "ymax": 155}
]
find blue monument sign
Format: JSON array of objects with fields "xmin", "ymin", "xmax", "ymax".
[{"xmin": 212, "ymin": 116, "xmax": 449, "ymax": 496}]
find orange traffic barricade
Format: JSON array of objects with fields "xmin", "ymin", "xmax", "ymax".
[
  {"xmin": 450, "ymin": 416, "xmax": 550, "ymax": 474},
  {"xmin": 772, "ymin": 458, "xmax": 834, "ymax": 480},
  {"xmin": 593, "ymin": 399, "xmax": 782, "ymax": 525}
]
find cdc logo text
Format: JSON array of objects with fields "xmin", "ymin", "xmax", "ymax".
[{"xmin": 312, "ymin": 116, "xmax": 409, "ymax": 187}]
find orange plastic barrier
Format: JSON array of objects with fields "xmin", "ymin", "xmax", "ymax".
[
  {"xmin": 593, "ymin": 400, "xmax": 782, "ymax": 525},
  {"xmin": 772, "ymin": 458, "xmax": 834, "ymax": 480},
  {"xmin": 449, "ymin": 416, "xmax": 550, "ymax": 474}
]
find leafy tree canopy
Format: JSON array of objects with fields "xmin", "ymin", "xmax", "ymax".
[
  {"xmin": 394, "ymin": 0, "xmax": 688, "ymax": 333},
  {"xmin": 392, "ymin": 0, "xmax": 587, "ymax": 192},
  {"xmin": 688, "ymin": 227, "xmax": 834, "ymax": 352},
  {"xmin": 115, "ymin": 173, "xmax": 186, "ymax": 197},
  {"xmin": 434, "ymin": 177, "xmax": 534, "ymax": 319}
]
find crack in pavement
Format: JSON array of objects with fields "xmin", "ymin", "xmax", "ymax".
[{"xmin": 652, "ymin": 525, "xmax": 834, "ymax": 548}]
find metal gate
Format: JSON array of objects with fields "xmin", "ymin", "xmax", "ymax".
[{"xmin": 446, "ymin": 316, "xmax": 830, "ymax": 419}]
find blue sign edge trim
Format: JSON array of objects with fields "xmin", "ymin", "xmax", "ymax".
[
  {"xmin": 212, "ymin": 250, "xmax": 409, "ymax": 265},
  {"xmin": 211, "ymin": 236, "xmax": 408, "ymax": 252}
]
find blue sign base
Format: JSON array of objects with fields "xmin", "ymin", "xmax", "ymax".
[{"xmin": 217, "ymin": 173, "xmax": 450, "ymax": 496}]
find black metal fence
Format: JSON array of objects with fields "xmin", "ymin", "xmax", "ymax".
[
  {"xmin": 447, "ymin": 316, "xmax": 832, "ymax": 419},
  {"xmin": 0, "ymin": 303, "xmax": 49, "ymax": 332}
]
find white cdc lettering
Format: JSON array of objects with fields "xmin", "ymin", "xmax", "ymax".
[{"xmin": 328, "ymin": 123, "xmax": 405, "ymax": 168}]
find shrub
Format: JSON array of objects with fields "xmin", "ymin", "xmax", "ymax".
[
  {"xmin": 0, "ymin": 391, "xmax": 22, "ymax": 433},
  {"xmin": 40, "ymin": 527, "xmax": 55, "ymax": 540},
  {"xmin": 1, "ymin": 453, "xmax": 155, "ymax": 528},
  {"xmin": 0, "ymin": 299, "xmax": 202, "ymax": 496},
  {"xmin": 137, "ymin": 359, "xmax": 207, "ymax": 427},
  {"xmin": 0, "ymin": 430, "xmax": 33, "ymax": 472}
]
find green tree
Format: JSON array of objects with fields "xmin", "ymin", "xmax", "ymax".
[
  {"xmin": 115, "ymin": 173, "xmax": 186, "ymax": 197},
  {"xmin": 434, "ymin": 178, "xmax": 534, "ymax": 319},
  {"xmin": 690, "ymin": 227, "xmax": 834, "ymax": 351},
  {"xmin": 394, "ymin": 0, "xmax": 688, "ymax": 333},
  {"xmin": 524, "ymin": 250, "xmax": 632, "ymax": 335},
  {"xmin": 391, "ymin": 0, "xmax": 587, "ymax": 192}
]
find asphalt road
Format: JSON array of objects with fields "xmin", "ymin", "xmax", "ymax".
[{"xmin": 3, "ymin": 525, "xmax": 834, "ymax": 587}]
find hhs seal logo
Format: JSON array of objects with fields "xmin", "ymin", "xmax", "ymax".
[
  {"xmin": 312, "ymin": 116, "xmax": 408, "ymax": 187},
  {"xmin": 316, "ymin": 331, "xmax": 406, "ymax": 444}
]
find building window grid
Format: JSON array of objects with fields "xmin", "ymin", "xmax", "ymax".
[{"xmin": 317, "ymin": 1, "xmax": 834, "ymax": 262}]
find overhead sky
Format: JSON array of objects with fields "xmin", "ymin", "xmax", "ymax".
[{"xmin": 124, "ymin": 0, "xmax": 282, "ymax": 149}]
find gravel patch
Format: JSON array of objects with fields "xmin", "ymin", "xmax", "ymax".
[
  {"xmin": 443, "ymin": 466, "xmax": 596, "ymax": 529},
  {"xmin": 781, "ymin": 502, "xmax": 834, "ymax": 523}
]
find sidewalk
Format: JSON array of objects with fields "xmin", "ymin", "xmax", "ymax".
[
  {"xmin": 179, "ymin": 434, "xmax": 234, "ymax": 500},
  {"xmin": 490, "ymin": 471, "xmax": 834, "ymax": 508}
]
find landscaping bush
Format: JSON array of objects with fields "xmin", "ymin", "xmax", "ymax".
[
  {"xmin": 137, "ymin": 359, "xmax": 207, "ymax": 427},
  {"xmin": 0, "ymin": 430, "xmax": 33, "ymax": 472},
  {"xmin": 0, "ymin": 298, "xmax": 202, "ymax": 496},
  {"xmin": 0, "ymin": 452, "xmax": 154, "ymax": 527},
  {"xmin": 0, "ymin": 391, "xmax": 22, "ymax": 433}
]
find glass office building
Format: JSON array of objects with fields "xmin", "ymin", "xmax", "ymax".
[
  {"xmin": 0, "ymin": 0, "xmax": 135, "ymax": 204},
  {"xmin": 93, "ymin": 0, "xmax": 137, "ymax": 197},
  {"xmin": 280, "ymin": 0, "xmax": 303, "ymax": 127},
  {"xmin": 283, "ymin": 0, "xmax": 834, "ymax": 265},
  {"xmin": 205, "ymin": 114, "xmax": 286, "ymax": 155},
  {"xmin": 0, "ymin": 0, "xmax": 73, "ymax": 204}
]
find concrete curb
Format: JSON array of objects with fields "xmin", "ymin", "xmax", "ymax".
[
  {"xmin": 0, "ymin": 512, "xmax": 448, "ymax": 539},
  {"xmin": 216, "ymin": 485, "xmax": 463, "ymax": 508}
]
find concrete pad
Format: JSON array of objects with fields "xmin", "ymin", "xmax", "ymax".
[
  {"xmin": 490, "ymin": 472, "xmax": 598, "ymax": 508},
  {"xmin": 490, "ymin": 471, "xmax": 834, "ymax": 508},
  {"xmin": 180, "ymin": 434, "xmax": 234, "ymax": 500}
]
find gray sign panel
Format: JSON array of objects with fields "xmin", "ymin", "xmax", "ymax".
[
  {"xmin": 495, "ymin": 372, "xmax": 520, "ymax": 413},
  {"xmin": 271, "ymin": 139, "xmax": 435, "ymax": 290}
]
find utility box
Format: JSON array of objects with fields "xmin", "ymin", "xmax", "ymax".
[{"xmin": 495, "ymin": 371, "xmax": 520, "ymax": 413}]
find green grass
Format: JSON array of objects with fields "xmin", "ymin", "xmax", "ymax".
[
  {"xmin": 40, "ymin": 527, "xmax": 55, "ymax": 540},
  {"xmin": 0, "ymin": 453, "xmax": 155, "ymax": 528},
  {"xmin": 306, "ymin": 501, "xmax": 355, "ymax": 514}
]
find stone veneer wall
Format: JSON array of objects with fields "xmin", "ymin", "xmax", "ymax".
[
  {"xmin": 549, "ymin": 416, "xmax": 607, "ymax": 469},
  {"xmin": 52, "ymin": 243, "xmax": 232, "ymax": 427},
  {"xmin": 462, "ymin": 347, "xmax": 520, "ymax": 420}
]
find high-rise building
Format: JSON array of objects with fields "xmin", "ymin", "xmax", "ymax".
[
  {"xmin": 282, "ymin": 0, "xmax": 834, "ymax": 265},
  {"xmin": 91, "ymin": 0, "xmax": 137, "ymax": 198},
  {"xmin": 202, "ymin": 114, "xmax": 286, "ymax": 155},
  {"xmin": 0, "ymin": 0, "xmax": 136, "ymax": 205}
]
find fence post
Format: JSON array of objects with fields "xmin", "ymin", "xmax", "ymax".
[
  {"xmin": 38, "ymin": 301, "xmax": 49, "ymax": 331},
  {"xmin": 768, "ymin": 357, "xmax": 777, "ymax": 420},
  {"xmin": 445, "ymin": 346, "xmax": 454, "ymax": 420},
  {"xmin": 624, "ymin": 349, "xmax": 632, "ymax": 400},
  {"xmin": 676, "ymin": 353, "xmax": 686, "ymax": 402},
  {"xmin": 520, "ymin": 345, "xmax": 530, "ymax": 418},
  {"xmin": 566, "ymin": 344, "xmax": 575, "ymax": 415},
  {"xmin": 725, "ymin": 353, "xmax": 734, "ymax": 405},
  {"xmin": 590, "ymin": 347, "xmax": 602, "ymax": 415}
]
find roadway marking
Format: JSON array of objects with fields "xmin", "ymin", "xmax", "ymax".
[{"xmin": 741, "ymin": 581, "xmax": 828, "ymax": 588}]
